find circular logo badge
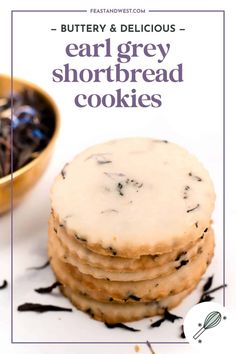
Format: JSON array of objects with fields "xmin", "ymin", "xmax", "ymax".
[{"xmin": 184, "ymin": 301, "xmax": 232, "ymax": 353}]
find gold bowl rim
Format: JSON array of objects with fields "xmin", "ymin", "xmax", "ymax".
[{"xmin": 0, "ymin": 74, "xmax": 60, "ymax": 186}]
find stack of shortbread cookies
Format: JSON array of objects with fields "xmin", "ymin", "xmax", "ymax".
[{"xmin": 49, "ymin": 138, "xmax": 215, "ymax": 323}]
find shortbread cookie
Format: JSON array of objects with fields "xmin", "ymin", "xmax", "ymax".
[
  {"xmin": 51, "ymin": 138, "xmax": 215, "ymax": 257},
  {"xmin": 49, "ymin": 228, "xmax": 214, "ymax": 303},
  {"xmin": 50, "ymin": 220, "xmax": 207, "ymax": 281},
  {"xmin": 51, "ymin": 214, "xmax": 209, "ymax": 272},
  {"xmin": 60, "ymin": 283, "xmax": 196, "ymax": 323}
]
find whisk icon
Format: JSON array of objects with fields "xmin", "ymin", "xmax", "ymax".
[{"xmin": 193, "ymin": 311, "xmax": 222, "ymax": 340}]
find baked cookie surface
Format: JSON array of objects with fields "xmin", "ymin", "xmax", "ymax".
[{"xmin": 51, "ymin": 138, "xmax": 215, "ymax": 257}]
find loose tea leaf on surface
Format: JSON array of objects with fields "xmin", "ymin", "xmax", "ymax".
[
  {"xmin": 199, "ymin": 284, "xmax": 227, "ymax": 303},
  {"xmin": 180, "ymin": 325, "xmax": 186, "ymax": 338},
  {"xmin": 105, "ymin": 322, "xmax": 140, "ymax": 332},
  {"xmin": 35, "ymin": 281, "xmax": 61, "ymax": 294},
  {"xmin": 0, "ymin": 280, "xmax": 8, "ymax": 290},
  {"xmin": 163, "ymin": 309, "xmax": 183, "ymax": 323},
  {"xmin": 17, "ymin": 302, "xmax": 72, "ymax": 313},
  {"xmin": 27, "ymin": 259, "xmax": 50, "ymax": 270},
  {"xmin": 151, "ymin": 308, "xmax": 182, "ymax": 328},
  {"xmin": 202, "ymin": 275, "xmax": 214, "ymax": 292}
]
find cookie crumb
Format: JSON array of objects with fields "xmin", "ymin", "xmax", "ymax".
[{"xmin": 134, "ymin": 345, "xmax": 140, "ymax": 352}]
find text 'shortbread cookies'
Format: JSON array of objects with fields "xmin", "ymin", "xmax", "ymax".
[{"xmin": 49, "ymin": 137, "xmax": 216, "ymax": 323}]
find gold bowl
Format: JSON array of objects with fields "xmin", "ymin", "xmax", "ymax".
[{"xmin": 0, "ymin": 74, "xmax": 60, "ymax": 214}]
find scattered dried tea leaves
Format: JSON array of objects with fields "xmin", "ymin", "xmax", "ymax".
[
  {"xmin": 151, "ymin": 308, "xmax": 182, "ymax": 328},
  {"xmin": 17, "ymin": 303, "xmax": 72, "ymax": 313},
  {"xmin": 179, "ymin": 278, "xmax": 227, "ymax": 338},
  {"xmin": 0, "ymin": 88, "xmax": 54, "ymax": 178},
  {"xmin": 150, "ymin": 317, "xmax": 165, "ymax": 328},
  {"xmin": 199, "ymin": 284, "xmax": 227, "ymax": 303},
  {"xmin": 180, "ymin": 325, "xmax": 186, "ymax": 338},
  {"xmin": 105, "ymin": 322, "xmax": 140, "ymax": 332},
  {"xmin": 163, "ymin": 309, "xmax": 183, "ymax": 323},
  {"xmin": 202, "ymin": 275, "xmax": 214, "ymax": 292},
  {"xmin": 0, "ymin": 280, "xmax": 8, "ymax": 290},
  {"xmin": 199, "ymin": 294, "xmax": 215, "ymax": 303},
  {"xmin": 27, "ymin": 259, "xmax": 50, "ymax": 270},
  {"xmin": 34, "ymin": 281, "xmax": 61, "ymax": 294}
]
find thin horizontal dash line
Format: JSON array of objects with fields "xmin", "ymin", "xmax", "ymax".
[
  {"xmin": 12, "ymin": 10, "xmax": 88, "ymax": 13},
  {"xmin": 148, "ymin": 10, "xmax": 224, "ymax": 13},
  {"xmin": 12, "ymin": 341, "xmax": 189, "ymax": 344},
  {"xmin": 179, "ymin": 28, "xmax": 186, "ymax": 31},
  {"xmin": 51, "ymin": 28, "xmax": 57, "ymax": 31}
]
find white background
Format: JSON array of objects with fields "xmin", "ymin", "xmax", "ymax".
[{"xmin": 0, "ymin": 0, "xmax": 235, "ymax": 354}]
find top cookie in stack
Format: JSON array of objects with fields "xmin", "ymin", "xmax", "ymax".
[{"xmin": 49, "ymin": 138, "xmax": 215, "ymax": 323}]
